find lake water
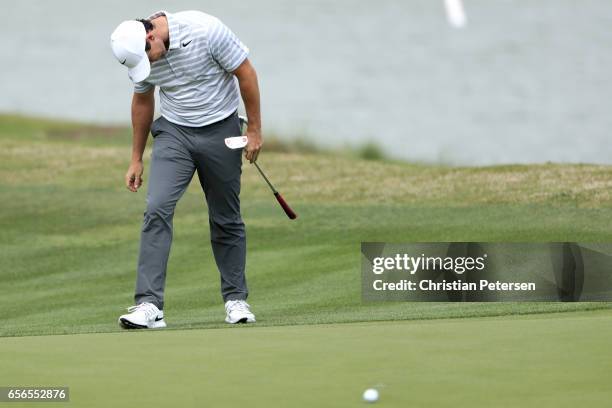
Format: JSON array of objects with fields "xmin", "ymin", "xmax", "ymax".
[{"xmin": 2, "ymin": 0, "xmax": 611, "ymax": 165}]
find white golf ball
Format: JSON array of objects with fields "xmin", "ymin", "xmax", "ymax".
[{"xmin": 363, "ymin": 388, "xmax": 379, "ymax": 403}]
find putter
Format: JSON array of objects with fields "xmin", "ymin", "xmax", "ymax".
[
  {"xmin": 223, "ymin": 116, "xmax": 297, "ymax": 220},
  {"xmin": 252, "ymin": 161, "xmax": 297, "ymax": 220}
]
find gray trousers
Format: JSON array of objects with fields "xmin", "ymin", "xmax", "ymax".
[{"xmin": 134, "ymin": 113, "xmax": 247, "ymax": 310}]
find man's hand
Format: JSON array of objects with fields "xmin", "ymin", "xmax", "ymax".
[
  {"xmin": 127, "ymin": 89, "xmax": 154, "ymax": 193},
  {"xmin": 233, "ymin": 59, "xmax": 262, "ymax": 163},
  {"xmin": 125, "ymin": 160, "xmax": 144, "ymax": 192},
  {"xmin": 244, "ymin": 128, "xmax": 263, "ymax": 163}
]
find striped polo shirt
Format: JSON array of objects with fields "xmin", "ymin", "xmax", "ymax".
[{"xmin": 134, "ymin": 10, "xmax": 249, "ymax": 127}]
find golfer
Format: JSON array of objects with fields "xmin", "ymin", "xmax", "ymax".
[{"xmin": 110, "ymin": 10, "xmax": 261, "ymax": 328}]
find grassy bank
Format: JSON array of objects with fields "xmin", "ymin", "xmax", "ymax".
[{"xmin": 1, "ymin": 114, "xmax": 611, "ymax": 337}]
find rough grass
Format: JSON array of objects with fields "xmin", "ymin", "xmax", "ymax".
[{"xmin": 1, "ymin": 114, "xmax": 611, "ymax": 338}]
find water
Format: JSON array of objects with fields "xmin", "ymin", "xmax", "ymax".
[{"xmin": 2, "ymin": 0, "xmax": 611, "ymax": 165}]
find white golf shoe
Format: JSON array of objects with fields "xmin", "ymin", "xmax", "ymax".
[
  {"xmin": 118, "ymin": 302, "xmax": 166, "ymax": 329},
  {"xmin": 225, "ymin": 300, "xmax": 256, "ymax": 324}
]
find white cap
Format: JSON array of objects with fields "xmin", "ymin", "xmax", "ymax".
[{"xmin": 110, "ymin": 20, "xmax": 150, "ymax": 83}]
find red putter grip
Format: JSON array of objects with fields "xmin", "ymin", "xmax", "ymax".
[{"xmin": 274, "ymin": 192, "xmax": 297, "ymax": 220}]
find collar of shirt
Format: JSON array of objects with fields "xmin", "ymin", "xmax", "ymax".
[{"xmin": 147, "ymin": 10, "xmax": 181, "ymax": 50}]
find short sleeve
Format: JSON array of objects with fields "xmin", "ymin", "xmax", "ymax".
[
  {"xmin": 208, "ymin": 17, "xmax": 249, "ymax": 72},
  {"xmin": 134, "ymin": 81, "xmax": 154, "ymax": 94}
]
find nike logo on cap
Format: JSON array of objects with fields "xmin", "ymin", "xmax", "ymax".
[
  {"xmin": 120, "ymin": 58, "xmax": 127, "ymax": 65},
  {"xmin": 182, "ymin": 40, "xmax": 192, "ymax": 47}
]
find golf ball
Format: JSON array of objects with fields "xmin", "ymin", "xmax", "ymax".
[{"xmin": 363, "ymin": 388, "xmax": 379, "ymax": 403}]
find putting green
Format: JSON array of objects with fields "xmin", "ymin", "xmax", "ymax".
[{"xmin": 1, "ymin": 310, "xmax": 610, "ymax": 407}]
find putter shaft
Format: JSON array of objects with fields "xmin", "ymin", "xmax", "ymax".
[{"xmin": 253, "ymin": 162, "xmax": 277, "ymax": 194}]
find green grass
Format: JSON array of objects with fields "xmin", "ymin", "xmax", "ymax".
[
  {"xmin": 1, "ymin": 114, "xmax": 611, "ymax": 406},
  {"xmin": 1, "ymin": 310, "xmax": 610, "ymax": 407}
]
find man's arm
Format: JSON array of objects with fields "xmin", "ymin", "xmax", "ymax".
[
  {"xmin": 126, "ymin": 88, "xmax": 155, "ymax": 192},
  {"xmin": 233, "ymin": 58, "xmax": 262, "ymax": 163}
]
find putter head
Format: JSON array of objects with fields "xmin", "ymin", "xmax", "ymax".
[{"xmin": 225, "ymin": 136, "xmax": 248, "ymax": 149}]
